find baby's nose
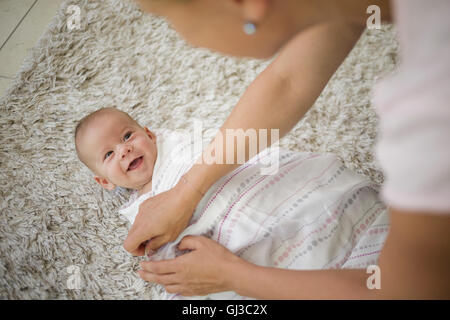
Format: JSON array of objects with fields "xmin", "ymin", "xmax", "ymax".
[{"xmin": 119, "ymin": 144, "xmax": 132, "ymax": 158}]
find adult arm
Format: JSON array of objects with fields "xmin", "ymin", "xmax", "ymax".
[
  {"xmin": 226, "ymin": 207, "xmax": 450, "ymax": 299},
  {"xmin": 139, "ymin": 208, "xmax": 450, "ymax": 299},
  {"xmin": 183, "ymin": 21, "xmax": 365, "ymax": 199},
  {"xmin": 124, "ymin": 22, "xmax": 365, "ymax": 255}
]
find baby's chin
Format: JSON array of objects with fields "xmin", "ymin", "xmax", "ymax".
[
  {"xmin": 115, "ymin": 158, "xmax": 155, "ymax": 192},
  {"xmin": 126, "ymin": 176, "xmax": 153, "ymax": 194}
]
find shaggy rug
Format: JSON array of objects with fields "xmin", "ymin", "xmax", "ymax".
[{"xmin": 0, "ymin": 0, "xmax": 399, "ymax": 299}]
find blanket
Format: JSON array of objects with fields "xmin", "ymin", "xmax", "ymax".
[{"xmin": 119, "ymin": 130, "xmax": 389, "ymax": 299}]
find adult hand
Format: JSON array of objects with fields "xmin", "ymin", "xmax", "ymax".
[
  {"xmin": 137, "ymin": 235, "xmax": 248, "ymax": 296},
  {"xmin": 123, "ymin": 179, "xmax": 203, "ymax": 256}
]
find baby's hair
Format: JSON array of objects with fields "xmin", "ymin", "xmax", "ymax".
[{"xmin": 74, "ymin": 107, "xmax": 140, "ymax": 168}]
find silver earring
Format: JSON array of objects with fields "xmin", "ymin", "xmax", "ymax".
[{"xmin": 243, "ymin": 22, "xmax": 257, "ymax": 35}]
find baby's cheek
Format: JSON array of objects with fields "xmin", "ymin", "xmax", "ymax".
[
  {"xmin": 139, "ymin": 138, "xmax": 154, "ymax": 156},
  {"xmin": 108, "ymin": 163, "xmax": 122, "ymax": 181}
]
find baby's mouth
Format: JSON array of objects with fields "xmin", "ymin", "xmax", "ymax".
[{"xmin": 127, "ymin": 156, "xmax": 143, "ymax": 171}]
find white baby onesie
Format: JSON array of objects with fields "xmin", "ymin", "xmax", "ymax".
[
  {"xmin": 118, "ymin": 128, "xmax": 195, "ymax": 225},
  {"xmin": 119, "ymin": 130, "xmax": 389, "ymax": 300}
]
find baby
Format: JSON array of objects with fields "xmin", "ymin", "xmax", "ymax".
[
  {"xmin": 75, "ymin": 107, "xmax": 158, "ymax": 196},
  {"xmin": 75, "ymin": 107, "xmax": 390, "ymax": 300}
]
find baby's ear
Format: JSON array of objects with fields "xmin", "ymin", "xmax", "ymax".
[
  {"xmin": 94, "ymin": 176, "xmax": 116, "ymax": 191},
  {"xmin": 144, "ymin": 127, "xmax": 156, "ymax": 141}
]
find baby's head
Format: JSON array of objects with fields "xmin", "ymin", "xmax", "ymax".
[{"xmin": 75, "ymin": 107, "xmax": 157, "ymax": 192}]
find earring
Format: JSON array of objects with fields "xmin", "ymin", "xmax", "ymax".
[{"xmin": 243, "ymin": 22, "xmax": 257, "ymax": 35}]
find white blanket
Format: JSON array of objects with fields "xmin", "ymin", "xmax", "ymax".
[{"xmin": 119, "ymin": 130, "xmax": 390, "ymax": 299}]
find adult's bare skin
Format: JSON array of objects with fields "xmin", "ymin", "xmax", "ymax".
[
  {"xmin": 123, "ymin": 20, "xmax": 365, "ymax": 255},
  {"xmin": 137, "ymin": 208, "xmax": 450, "ymax": 299},
  {"xmin": 123, "ymin": 0, "xmax": 450, "ymax": 299}
]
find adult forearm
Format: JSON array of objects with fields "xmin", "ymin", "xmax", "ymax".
[
  {"xmin": 184, "ymin": 23, "xmax": 364, "ymax": 196},
  {"xmin": 226, "ymin": 261, "xmax": 375, "ymax": 300},
  {"xmin": 184, "ymin": 65, "xmax": 307, "ymax": 195},
  {"xmin": 224, "ymin": 208, "xmax": 450, "ymax": 300}
]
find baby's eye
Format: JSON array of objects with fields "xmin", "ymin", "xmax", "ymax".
[
  {"xmin": 124, "ymin": 132, "xmax": 132, "ymax": 141},
  {"xmin": 104, "ymin": 151, "xmax": 113, "ymax": 160}
]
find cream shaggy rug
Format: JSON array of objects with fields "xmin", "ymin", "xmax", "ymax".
[{"xmin": 0, "ymin": 0, "xmax": 399, "ymax": 299}]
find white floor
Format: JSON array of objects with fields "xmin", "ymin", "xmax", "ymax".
[{"xmin": 0, "ymin": 0, "xmax": 65, "ymax": 97}]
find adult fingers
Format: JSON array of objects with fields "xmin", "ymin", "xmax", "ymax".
[
  {"xmin": 144, "ymin": 240, "xmax": 155, "ymax": 257},
  {"xmin": 124, "ymin": 238, "xmax": 145, "ymax": 256},
  {"xmin": 140, "ymin": 258, "xmax": 180, "ymax": 274},
  {"xmin": 146, "ymin": 234, "xmax": 170, "ymax": 252},
  {"xmin": 137, "ymin": 270, "xmax": 179, "ymax": 286},
  {"xmin": 124, "ymin": 223, "xmax": 154, "ymax": 256},
  {"xmin": 177, "ymin": 235, "xmax": 204, "ymax": 251},
  {"xmin": 165, "ymin": 284, "xmax": 191, "ymax": 295}
]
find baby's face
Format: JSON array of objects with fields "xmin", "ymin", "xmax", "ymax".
[{"xmin": 79, "ymin": 112, "xmax": 157, "ymax": 191}]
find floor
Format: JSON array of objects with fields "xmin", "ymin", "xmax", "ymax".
[{"xmin": 0, "ymin": 0, "xmax": 65, "ymax": 98}]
